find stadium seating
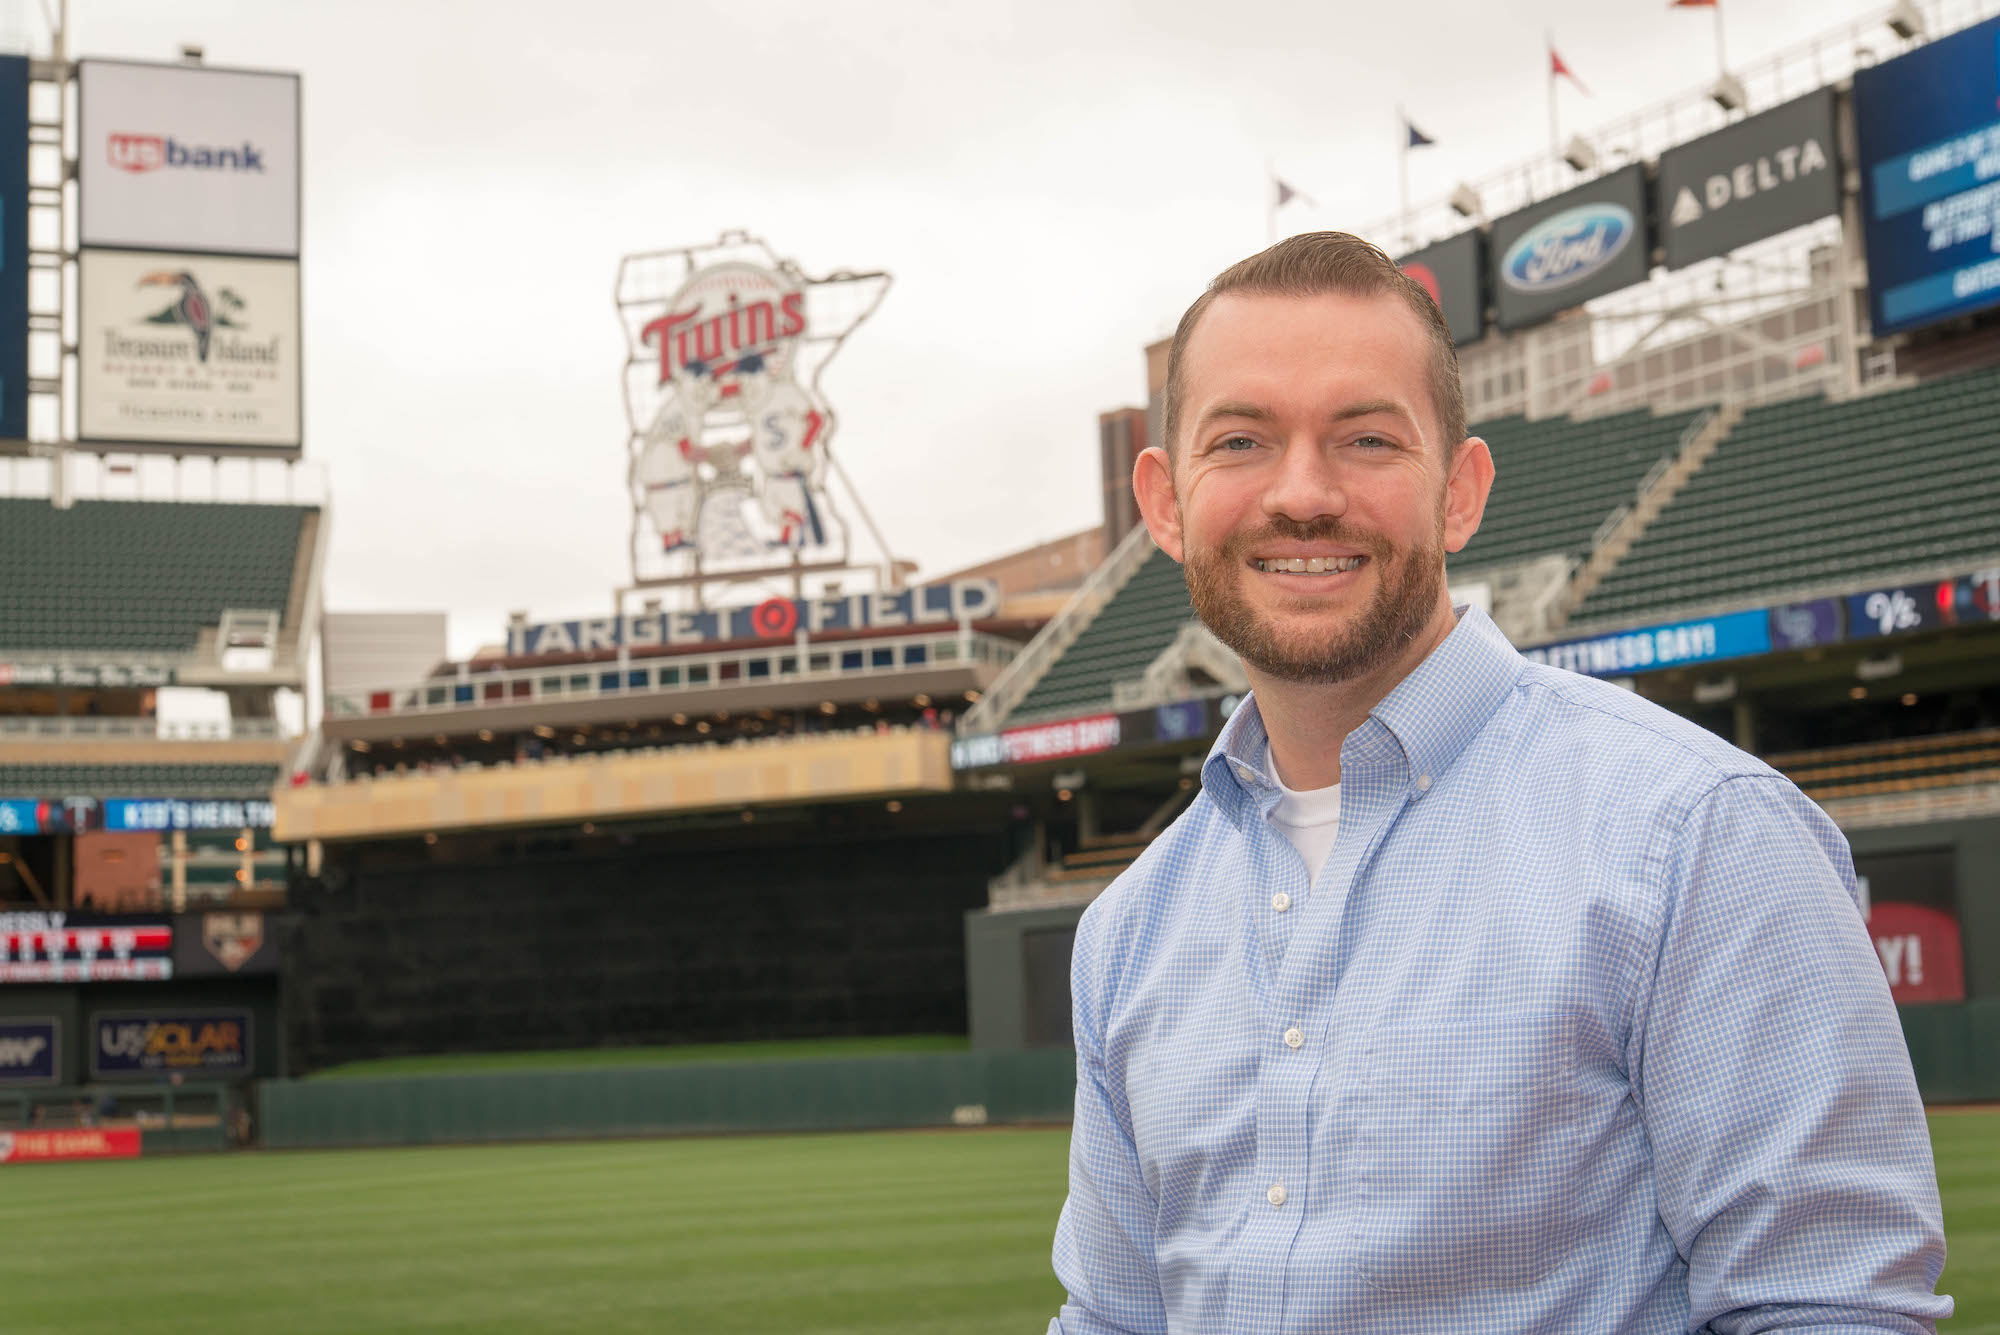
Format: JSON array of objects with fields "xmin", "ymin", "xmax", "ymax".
[
  {"xmin": 1573, "ymin": 368, "xmax": 2000, "ymax": 625},
  {"xmin": 1769, "ymin": 728, "xmax": 2000, "ymax": 802},
  {"xmin": 0, "ymin": 762, "xmax": 279, "ymax": 796},
  {"xmin": 1455, "ymin": 407, "xmax": 1709, "ymax": 571},
  {"xmin": 1009, "ymin": 547, "xmax": 1194, "ymax": 722},
  {"xmin": 0, "ymin": 499, "xmax": 312, "ymax": 653}
]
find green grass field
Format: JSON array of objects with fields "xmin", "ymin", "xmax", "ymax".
[{"xmin": 0, "ymin": 1112, "xmax": 1991, "ymax": 1333}]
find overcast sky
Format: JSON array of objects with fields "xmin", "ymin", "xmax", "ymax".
[{"xmin": 67, "ymin": 0, "xmax": 1867, "ymax": 657}]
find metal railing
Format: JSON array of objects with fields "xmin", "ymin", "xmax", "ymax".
[
  {"xmin": 326, "ymin": 630, "xmax": 1020, "ymax": 721},
  {"xmin": 0, "ymin": 452, "xmax": 329, "ymax": 507},
  {"xmin": 0, "ymin": 716, "xmax": 283, "ymax": 741},
  {"xmin": 957, "ymin": 522, "xmax": 1159, "ymax": 736}
]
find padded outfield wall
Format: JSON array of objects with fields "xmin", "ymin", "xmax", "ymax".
[{"xmin": 281, "ymin": 800, "xmax": 1016, "ymax": 1073}]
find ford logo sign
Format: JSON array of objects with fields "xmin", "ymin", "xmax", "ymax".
[{"xmin": 1500, "ymin": 204, "xmax": 1635, "ymax": 294}]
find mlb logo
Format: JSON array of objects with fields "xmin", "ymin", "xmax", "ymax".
[{"xmin": 107, "ymin": 134, "xmax": 163, "ymax": 172}]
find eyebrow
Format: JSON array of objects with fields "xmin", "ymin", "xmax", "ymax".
[{"xmin": 1196, "ymin": 398, "xmax": 1416, "ymax": 432}]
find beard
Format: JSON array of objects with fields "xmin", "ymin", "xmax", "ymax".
[{"xmin": 1182, "ymin": 513, "xmax": 1445, "ymax": 685}]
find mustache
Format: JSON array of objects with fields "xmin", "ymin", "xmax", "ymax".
[{"xmin": 1218, "ymin": 517, "xmax": 1392, "ymax": 559}]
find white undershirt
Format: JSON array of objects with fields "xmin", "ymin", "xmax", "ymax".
[{"xmin": 1263, "ymin": 744, "xmax": 1342, "ymax": 882}]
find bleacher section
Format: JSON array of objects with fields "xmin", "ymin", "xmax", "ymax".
[
  {"xmin": 0, "ymin": 763, "xmax": 280, "ymax": 797},
  {"xmin": 1009, "ymin": 547, "xmax": 1193, "ymax": 722},
  {"xmin": 1770, "ymin": 729, "xmax": 2000, "ymax": 804},
  {"xmin": 1457, "ymin": 407, "xmax": 1708, "ymax": 570},
  {"xmin": 0, "ymin": 499, "xmax": 312, "ymax": 653},
  {"xmin": 1573, "ymin": 369, "xmax": 2000, "ymax": 625}
]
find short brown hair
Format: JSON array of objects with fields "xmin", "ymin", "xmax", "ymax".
[{"xmin": 1162, "ymin": 231, "xmax": 1466, "ymax": 460}]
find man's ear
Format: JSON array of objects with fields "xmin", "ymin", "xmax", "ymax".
[
  {"xmin": 1441, "ymin": 436, "xmax": 1494, "ymax": 555},
  {"xmin": 1132, "ymin": 445, "xmax": 1184, "ymax": 562}
]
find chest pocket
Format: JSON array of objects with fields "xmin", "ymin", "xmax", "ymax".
[{"xmin": 1349, "ymin": 1009, "xmax": 1586, "ymax": 1296}]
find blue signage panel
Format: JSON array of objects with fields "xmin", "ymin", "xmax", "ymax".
[
  {"xmin": 1521, "ymin": 608, "xmax": 1772, "ymax": 677},
  {"xmin": 0, "ymin": 56, "xmax": 26, "ymax": 440},
  {"xmin": 1854, "ymin": 16, "xmax": 2000, "ymax": 334},
  {"xmin": 1767, "ymin": 598, "xmax": 1845, "ymax": 651},
  {"xmin": 100, "ymin": 798, "xmax": 274, "ymax": 832},
  {"xmin": 0, "ymin": 1018, "xmax": 58, "ymax": 1084},
  {"xmin": 91, "ymin": 1010, "xmax": 251, "ymax": 1078},
  {"xmin": 1847, "ymin": 570, "xmax": 2000, "ymax": 639},
  {"xmin": 0, "ymin": 800, "xmax": 42, "ymax": 835}
]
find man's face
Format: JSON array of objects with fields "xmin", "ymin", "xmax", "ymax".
[{"xmin": 1154, "ymin": 288, "xmax": 1483, "ymax": 685}]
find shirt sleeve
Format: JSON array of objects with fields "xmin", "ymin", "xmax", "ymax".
[
  {"xmin": 1629, "ymin": 773, "xmax": 1951, "ymax": 1333},
  {"xmin": 1048, "ymin": 911, "xmax": 1168, "ymax": 1335}
]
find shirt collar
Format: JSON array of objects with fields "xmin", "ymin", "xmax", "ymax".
[{"xmin": 1201, "ymin": 604, "xmax": 1524, "ymax": 822}]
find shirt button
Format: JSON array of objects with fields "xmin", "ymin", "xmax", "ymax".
[
  {"xmin": 1415, "ymin": 773, "xmax": 1432, "ymax": 793},
  {"xmin": 1283, "ymin": 1027, "xmax": 1303, "ymax": 1049},
  {"xmin": 1271, "ymin": 892, "xmax": 1291, "ymax": 913},
  {"xmin": 1267, "ymin": 1183, "xmax": 1287, "ymax": 1207}
]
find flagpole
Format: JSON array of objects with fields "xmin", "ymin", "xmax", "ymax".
[
  {"xmin": 1397, "ymin": 106, "xmax": 1411, "ymax": 247},
  {"xmin": 1713, "ymin": 2, "xmax": 1728, "ymax": 76},
  {"xmin": 1266, "ymin": 156, "xmax": 1277, "ymax": 244},
  {"xmin": 1546, "ymin": 30, "xmax": 1560, "ymax": 160}
]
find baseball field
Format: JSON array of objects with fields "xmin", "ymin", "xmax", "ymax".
[{"xmin": 0, "ymin": 1111, "xmax": 1991, "ymax": 1333}]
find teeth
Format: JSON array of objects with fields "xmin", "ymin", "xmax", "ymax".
[{"xmin": 1257, "ymin": 556, "xmax": 1364, "ymax": 574}]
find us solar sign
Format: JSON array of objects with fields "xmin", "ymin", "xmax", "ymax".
[
  {"xmin": 1489, "ymin": 164, "xmax": 1651, "ymax": 330},
  {"xmin": 1658, "ymin": 89, "xmax": 1840, "ymax": 270}
]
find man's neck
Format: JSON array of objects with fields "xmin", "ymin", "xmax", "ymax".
[{"xmin": 1252, "ymin": 597, "xmax": 1460, "ymax": 791}]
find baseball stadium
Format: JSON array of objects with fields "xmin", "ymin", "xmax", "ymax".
[{"xmin": 3, "ymin": 2, "xmax": 2000, "ymax": 1331}]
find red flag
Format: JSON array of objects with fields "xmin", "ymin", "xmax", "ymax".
[
  {"xmin": 1549, "ymin": 45, "xmax": 1591, "ymax": 95},
  {"xmin": 1670, "ymin": 0, "xmax": 1718, "ymax": 6}
]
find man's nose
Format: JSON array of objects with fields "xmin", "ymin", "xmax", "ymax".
[{"xmin": 1261, "ymin": 439, "xmax": 1348, "ymax": 523}]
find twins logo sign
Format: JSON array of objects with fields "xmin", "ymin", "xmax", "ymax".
[{"xmin": 617, "ymin": 236, "xmax": 890, "ymax": 583}]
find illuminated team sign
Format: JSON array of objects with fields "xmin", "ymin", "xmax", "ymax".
[
  {"xmin": 508, "ymin": 578, "xmax": 999, "ymax": 657},
  {"xmin": 92, "ymin": 1010, "xmax": 251, "ymax": 1077},
  {"xmin": 0, "ymin": 913, "xmax": 173, "ymax": 983},
  {"xmin": 616, "ymin": 236, "xmax": 890, "ymax": 581}
]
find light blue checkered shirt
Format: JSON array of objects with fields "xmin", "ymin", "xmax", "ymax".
[{"xmin": 1051, "ymin": 606, "xmax": 1949, "ymax": 1334}]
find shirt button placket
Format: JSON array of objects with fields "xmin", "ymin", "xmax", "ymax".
[
  {"xmin": 1266, "ymin": 1182, "xmax": 1286, "ymax": 1208},
  {"xmin": 1270, "ymin": 891, "xmax": 1291, "ymax": 913},
  {"xmin": 1283, "ymin": 1026, "xmax": 1303, "ymax": 1049}
]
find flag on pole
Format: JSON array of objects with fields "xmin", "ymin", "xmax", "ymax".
[
  {"xmin": 1549, "ymin": 45, "xmax": 1590, "ymax": 95},
  {"xmin": 1405, "ymin": 118, "xmax": 1436, "ymax": 149},
  {"xmin": 1274, "ymin": 176, "xmax": 1315, "ymax": 209},
  {"xmin": 1669, "ymin": 0, "xmax": 1717, "ymax": 7}
]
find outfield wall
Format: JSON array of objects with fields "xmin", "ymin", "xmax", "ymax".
[
  {"xmin": 255, "ymin": 1000, "xmax": 1998, "ymax": 1150},
  {"xmin": 257, "ymin": 1049, "xmax": 1076, "ymax": 1149}
]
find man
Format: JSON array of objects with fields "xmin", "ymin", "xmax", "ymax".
[{"xmin": 1048, "ymin": 232, "xmax": 1949, "ymax": 1333}]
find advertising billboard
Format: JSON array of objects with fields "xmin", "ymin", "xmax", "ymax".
[
  {"xmin": 1518, "ymin": 607, "xmax": 1771, "ymax": 677},
  {"xmin": 1489, "ymin": 164, "xmax": 1652, "ymax": 331},
  {"xmin": 78, "ymin": 59, "xmax": 300, "ymax": 257},
  {"xmin": 1397, "ymin": 229, "xmax": 1486, "ymax": 345},
  {"xmin": 1658, "ymin": 89, "xmax": 1840, "ymax": 270},
  {"xmin": 0, "ymin": 1129, "xmax": 142, "ymax": 1163},
  {"xmin": 0, "ymin": 913, "xmax": 173, "ymax": 983},
  {"xmin": 91, "ymin": 1010, "xmax": 252, "ymax": 1077},
  {"xmin": 79, "ymin": 249, "xmax": 301, "ymax": 453},
  {"xmin": 1854, "ymin": 15, "xmax": 2000, "ymax": 334},
  {"xmin": 0, "ymin": 1018, "xmax": 58, "ymax": 1084}
]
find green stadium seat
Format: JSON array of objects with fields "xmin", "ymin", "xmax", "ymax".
[{"xmin": 0, "ymin": 498, "xmax": 314, "ymax": 654}]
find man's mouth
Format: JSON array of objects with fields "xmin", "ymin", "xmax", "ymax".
[{"xmin": 1250, "ymin": 555, "xmax": 1368, "ymax": 575}]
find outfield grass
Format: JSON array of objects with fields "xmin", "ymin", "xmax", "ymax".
[
  {"xmin": 308, "ymin": 1034, "xmax": 970, "ymax": 1080},
  {"xmin": 0, "ymin": 1112, "xmax": 1989, "ymax": 1333}
]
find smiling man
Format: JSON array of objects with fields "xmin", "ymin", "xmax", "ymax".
[{"xmin": 1047, "ymin": 233, "xmax": 1949, "ymax": 1334}]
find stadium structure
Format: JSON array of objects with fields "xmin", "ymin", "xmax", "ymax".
[{"xmin": 3, "ymin": 2, "xmax": 1999, "ymax": 1157}]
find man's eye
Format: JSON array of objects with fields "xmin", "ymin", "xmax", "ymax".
[
  {"xmin": 1220, "ymin": 435, "xmax": 1257, "ymax": 452},
  {"xmin": 1353, "ymin": 435, "xmax": 1391, "ymax": 450}
]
